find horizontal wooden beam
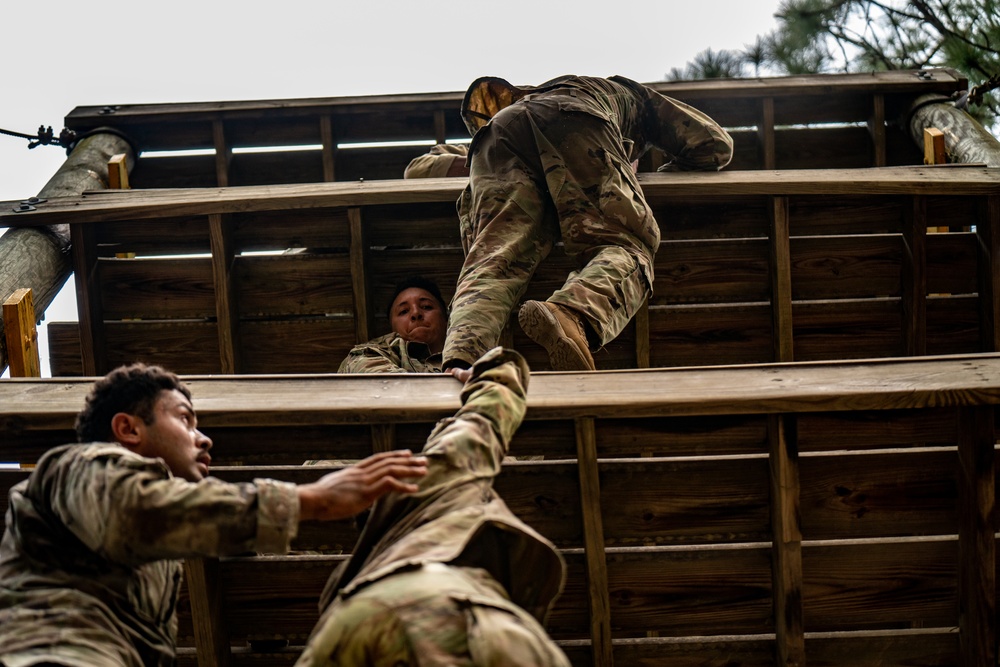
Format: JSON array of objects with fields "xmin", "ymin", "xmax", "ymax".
[
  {"xmin": 4, "ymin": 353, "xmax": 1000, "ymax": 430},
  {"xmin": 63, "ymin": 69, "xmax": 965, "ymax": 128},
  {"xmin": 2, "ymin": 166, "xmax": 998, "ymax": 229}
]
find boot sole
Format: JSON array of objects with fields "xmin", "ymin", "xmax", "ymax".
[{"xmin": 518, "ymin": 301, "xmax": 595, "ymax": 371}]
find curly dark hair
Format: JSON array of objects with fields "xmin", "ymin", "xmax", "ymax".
[
  {"xmin": 385, "ymin": 275, "xmax": 448, "ymax": 320},
  {"xmin": 75, "ymin": 363, "xmax": 191, "ymax": 443}
]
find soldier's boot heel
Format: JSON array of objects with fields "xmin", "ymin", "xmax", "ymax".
[{"xmin": 518, "ymin": 300, "xmax": 596, "ymax": 371}]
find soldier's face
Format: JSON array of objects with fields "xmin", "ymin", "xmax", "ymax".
[
  {"xmin": 390, "ymin": 287, "xmax": 447, "ymax": 354},
  {"xmin": 134, "ymin": 389, "xmax": 213, "ymax": 482}
]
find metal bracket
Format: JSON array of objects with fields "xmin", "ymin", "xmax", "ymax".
[{"xmin": 12, "ymin": 197, "xmax": 46, "ymax": 213}]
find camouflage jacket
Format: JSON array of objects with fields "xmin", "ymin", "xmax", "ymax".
[
  {"xmin": 337, "ymin": 332, "xmax": 443, "ymax": 374},
  {"xmin": 0, "ymin": 444, "xmax": 300, "ymax": 667},
  {"xmin": 461, "ymin": 74, "xmax": 733, "ymax": 171},
  {"xmin": 320, "ymin": 347, "xmax": 565, "ymax": 624}
]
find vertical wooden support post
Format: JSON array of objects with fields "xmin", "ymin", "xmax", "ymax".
[
  {"xmin": 321, "ymin": 116, "xmax": 337, "ymax": 182},
  {"xmin": 901, "ymin": 196, "xmax": 928, "ymax": 356},
  {"xmin": 209, "ymin": 214, "xmax": 241, "ymax": 373},
  {"xmin": 868, "ymin": 94, "xmax": 887, "ymax": 167},
  {"xmin": 213, "ymin": 120, "xmax": 231, "ymax": 187},
  {"xmin": 184, "ymin": 557, "xmax": 231, "ymax": 667},
  {"xmin": 107, "ymin": 153, "xmax": 130, "ymax": 190},
  {"xmin": 956, "ymin": 406, "xmax": 995, "ymax": 666},
  {"xmin": 433, "ymin": 110, "xmax": 447, "ymax": 145},
  {"xmin": 575, "ymin": 417, "xmax": 613, "ymax": 666},
  {"xmin": 70, "ymin": 222, "xmax": 106, "ymax": 375},
  {"xmin": 348, "ymin": 207, "xmax": 371, "ymax": 343},
  {"xmin": 769, "ymin": 196, "xmax": 794, "ymax": 362},
  {"xmin": 977, "ymin": 196, "xmax": 1000, "ymax": 352},
  {"xmin": 758, "ymin": 97, "xmax": 776, "ymax": 170},
  {"xmin": 634, "ymin": 297, "xmax": 650, "ymax": 369},
  {"xmin": 370, "ymin": 423, "xmax": 396, "ymax": 454},
  {"xmin": 768, "ymin": 413, "xmax": 804, "ymax": 666},
  {"xmin": 924, "ymin": 128, "xmax": 946, "ymax": 165},
  {"xmin": 3, "ymin": 288, "xmax": 41, "ymax": 377}
]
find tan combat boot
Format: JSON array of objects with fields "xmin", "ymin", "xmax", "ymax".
[{"xmin": 518, "ymin": 300, "xmax": 596, "ymax": 371}]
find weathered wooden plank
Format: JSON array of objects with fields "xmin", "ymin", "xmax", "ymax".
[
  {"xmin": 790, "ymin": 234, "xmax": 902, "ymax": 300},
  {"xmin": 3, "ymin": 288, "xmax": 41, "ymax": 377},
  {"xmin": 802, "ymin": 538, "xmax": 957, "ymax": 629},
  {"xmin": 213, "ymin": 120, "xmax": 230, "ymax": 187},
  {"xmin": 95, "ymin": 216, "xmax": 211, "ymax": 256},
  {"xmin": 902, "ymin": 196, "xmax": 928, "ymax": 355},
  {"xmin": 956, "ymin": 406, "xmax": 995, "ymax": 665},
  {"xmin": 184, "ymin": 557, "xmax": 230, "ymax": 667},
  {"xmin": 769, "ymin": 197, "xmax": 793, "ymax": 362},
  {"xmin": 797, "ymin": 408, "xmax": 957, "ymax": 452},
  {"xmin": 5, "ymin": 168, "xmax": 1000, "ymax": 229},
  {"xmin": 978, "ymin": 196, "xmax": 1000, "ymax": 352},
  {"xmin": 769, "ymin": 414, "xmax": 804, "ymax": 664},
  {"xmin": 7, "ymin": 354, "xmax": 1000, "ymax": 429},
  {"xmin": 868, "ymin": 93, "xmax": 887, "ymax": 167},
  {"xmin": 758, "ymin": 97, "xmax": 776, "ymax": 170},
  {"xmin": 70, "ymin": 221, "xmax": 104, "ymax": 375},
  {"xmin": 99, "ymin": 257, "xmax": 215, "ymax": 319},
  {"xmin": 799, "ymin": 447, "xmax": 959, "ymax": 539},
  {"xmin": 231, "ymin": 209, "xmax": 350, "ymax": 252},
  {"xmin": 234, "ymin": 254, "xmax": 354, "ymax": 317},
  {"xmin": 209, "ymin": 214, "xmax": 241, "ymax": 373},
  {"xmin": 652, "ymin": 238, "xmax": 770, "ymax": 305},
  {"xmin": 649, "ymin": 303, "xmax": 775, "ymax": 367},
  {"xmin": 348, "ymin": 207, "xmax": 371, "ymax": 343},
  {"xmin": 576, "ymin": 418, "xmax": 613, "ymax": 666}
]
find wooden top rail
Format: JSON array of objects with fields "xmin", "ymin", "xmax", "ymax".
[
  {"xmin": 64, "ymin": 69, "xmax": 965, "ymax": 136},
  {"xmin": 4, "ymin": 353, "xmax": 1000, "ymax": 431},
  {"xmin": 2, "ymin": 166, "xmax": 997, "ymax": 229}
]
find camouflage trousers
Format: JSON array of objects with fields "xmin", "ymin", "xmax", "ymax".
[
  {"xmin": 294, "ymin": 562, "xmax": 570, "ymax": 667},
  {"xmin": 444, "ymin": 96, "xmax": 660, "ymax": 368}
]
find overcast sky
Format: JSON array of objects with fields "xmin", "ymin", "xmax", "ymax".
[{"xmin": 2, "ymin": 0, "xmax": 784, "ymax": 376}]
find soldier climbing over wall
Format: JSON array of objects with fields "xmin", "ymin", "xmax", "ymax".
[{"xmin": 443, "ymin": 75, "xmax": 733, "ymax": 372}]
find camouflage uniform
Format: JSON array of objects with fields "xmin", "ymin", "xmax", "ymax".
[
  {"xmin": 444, "ymin": 75, "xmax": 734, "ymax": 368},
  {"xmin": 0, "ymin": 444, "xmax": 299, "ymax": 667},
  {"xmin": 338, "ymin": 333, "xmax": 443, "ymax": 374},
  {"xmin": 404, "ymin": 143, "xmax": 469, "ymax": 179},
  {"xmin": 296, "ymin": 348, "xmax": 569, "ymax": 666}
]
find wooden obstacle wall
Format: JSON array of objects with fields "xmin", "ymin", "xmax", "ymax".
[
  {"xmin": 1, "ymin": 354, "xmax": 998, "ymax": 665},
  {"xmin": 55, "ymin": 69, "xmax": 965, "ymax": 189},
  {"xmin": 0, "ymin": 167, "xmax": 996, "ymax": 377}
]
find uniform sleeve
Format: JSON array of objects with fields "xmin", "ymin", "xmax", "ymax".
[
  {"xmin": 37, "ymin": 446, "xmax": 300, "ymax": 566},
  {"xmin": 646, "ymin": 91, "xmax": 734, "ymax": 171},
  {"xmin": 454, "ymin": 347, "xmax": 530, "ymax": 446},
  {"xmin": 337, "ymin": 344, "xmax": 408, "ymax": 374}
]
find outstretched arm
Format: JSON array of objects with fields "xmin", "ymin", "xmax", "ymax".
[
  {"xmin": 297, "ymin": 450, "xmax": 428, "ymax": 521},
  {"xmin": 647, "ymin": 92, "xmax": 734, "ymax": 172}
]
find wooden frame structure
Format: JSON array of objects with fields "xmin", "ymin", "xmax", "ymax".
[
  {"xmin": 2, "ymin": 69, "xmax": 999, "ymax": 666},
  {"xmin": 2, "ymin": 354, "xmax": 999, "ymax": 665},
  {"xmin": 0, "ymin": 166, "xmax": 997, "ymax": 377}
]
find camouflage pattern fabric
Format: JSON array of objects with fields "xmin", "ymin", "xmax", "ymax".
[
  {"xmin": 296, "ymin": 348, "xmax": 568, "ymax": 666},
  {"xmin": 0, "ymin": 444, "xmax": 299, "ymax": 667},
  {"xmin": 443, "ymin": 75, "xmax": 733, "ymax": 368},
  {"xmin": 404, "ymin": 143, "xmax": 469, "ymax": 179},
  {"xmin": 338, "ymin": 333, "xmax": 443, "ymax": 374}
]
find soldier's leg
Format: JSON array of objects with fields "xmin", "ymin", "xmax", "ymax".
[
  {"xmin": 443, "ymin": 106, "xmax": 557, "ymax": 370},
  {"xmin": 532, "ymin": 105, "xmax": 659, "ymax": 346}
]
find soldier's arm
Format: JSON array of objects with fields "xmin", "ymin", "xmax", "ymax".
[
  {"xmin": 42, "ymin": 446, "xmax": 424, "ymax": 565},
  {"xmin": 646, "ymin": 92, "xmax": 734, "ymax": 171}
]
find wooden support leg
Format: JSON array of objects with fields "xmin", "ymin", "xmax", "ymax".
[{"xmin": 3, "ymin": 288, "xmax": 41, "ymax": 377}]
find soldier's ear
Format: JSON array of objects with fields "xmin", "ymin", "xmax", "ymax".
[{"xmin": 111, "ymin": 412, "xmax": 144, "ymax": 450}]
